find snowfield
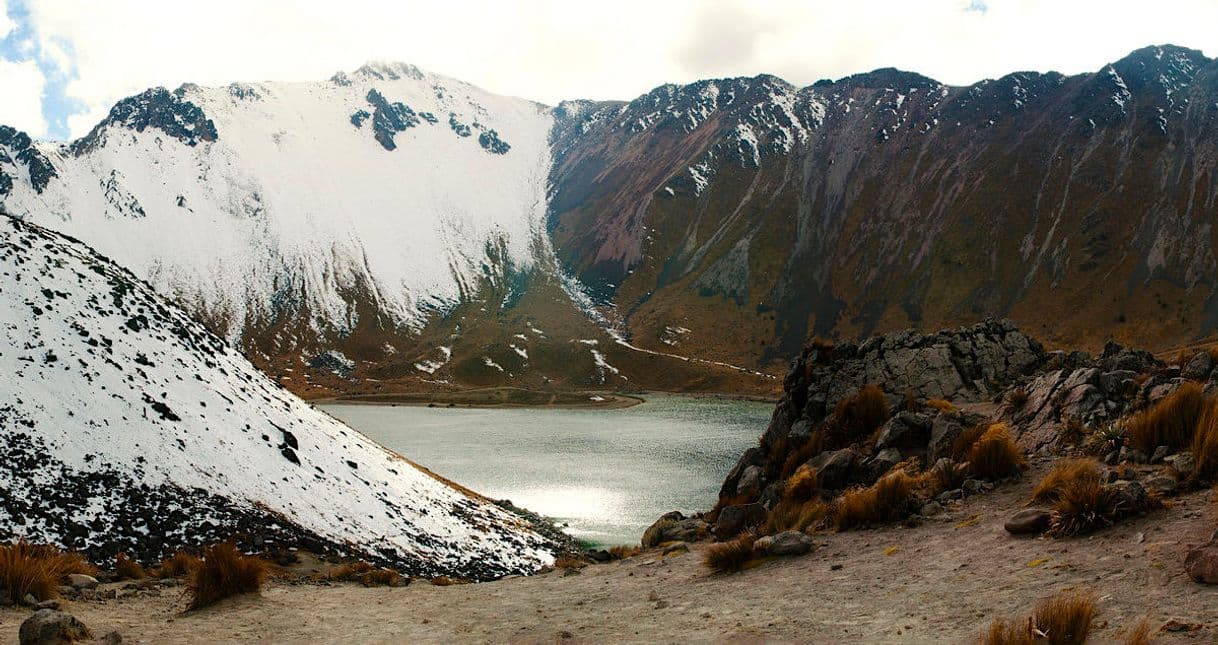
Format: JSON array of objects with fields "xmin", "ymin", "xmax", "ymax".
[
  {"xmin": 1, "ymin": 62, "xmax": 553, "ymax": 347},
  {"xmin": 0, "ymin": 216, "xmax": 556, "ymax": 577}
]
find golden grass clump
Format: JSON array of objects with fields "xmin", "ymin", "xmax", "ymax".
[
  {"xmin": 1189, "ymin": 397, "xmax": 1218, "ymax": 482},
  {"xmin": 324, "ymin": 561, "xmax": 406, "ymax": 587},
  {"xmin": 983, "ymin": 589, "xmax": 1096, "ymax": 645},
  {"xmin": 967, "ymin": 423, "xmax": 1027, "ymax": 480},
  {"xmin": 186, "ymin": 543, "xmax": 268, "ymax": 610},
  {"xmin": 607, "ymin": 545, "xmax": 640, "ymax": 560},
  {"xmin": 834, "ymin": 470, "xmax": 915, "ymax": 530},
  {"xmin": 552, "ymin": 555, "xmax": 588, "ymax": 570},
  {"xmin": 1125, "ymin": 381, "xmax": 1205, "ymax": 453},
  {"xmin": 1047, "ymin": 478, "xmax": 1137, "ymax": 536},
  {"xmin": 0, "ymin": 541, "xmax": 97, "ymax": 604},
  {"xmin": 157, "ymin": 550, "xmax": 201, "ymax": 578},
  {"xmin": 1031, "ymin": 458, "xmax": 1103, "ymax": 504},
  {"xmin": 703, "ymin": 533, "xmax": 756, "ymax": 574},
  {"xmin": 830, "ymin": 384, "xmax": 890, "ymax": 442},
  {"xmin": 926, "ymin": 398, "xmax": 957, "ymax": 413},
  {"xmin": 765, "ymin": 499, "xmax": 828, "ymax": 534},
  {"xmin": 114, "ymin": 552, "xmax": 146, "ymax": 580},
  {"xmin": 951, "ymin": 424, "xmax": 989, "ymax": 461},
  {"xmin": 1123, "ymin": 616, "xmax": 1152, "ymax": 645},
  {"xmin": 784, "ymin": 464, "xmax": 818, "ymax": 502}
]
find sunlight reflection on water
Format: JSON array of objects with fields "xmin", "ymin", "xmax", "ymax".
[{"xmin": 321, "ymin": 394, "xmax": 771, "ymax": 546}]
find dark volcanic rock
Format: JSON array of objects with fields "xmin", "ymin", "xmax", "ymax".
[
  {"xmin": 714, "ymin": 503, "xmax": 766, "ymax": 539},
  {"xmin": 1004, "ymin": 509, "xmax": 1051, "ymax": 535},
  {"xmin": 1185, "ymin": 534, "xmax": 1218, "ymax": 584}
]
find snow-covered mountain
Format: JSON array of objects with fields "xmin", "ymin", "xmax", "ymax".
[
  {"xmin": 0, "ymin": 215, "xmax": 557, "ymax": 577},
  {"xmin": 1, "ymin": 61, "xmax": 552, "ymax": 359}
]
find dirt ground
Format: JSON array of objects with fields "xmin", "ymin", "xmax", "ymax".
[{"xmin": 3, "ymin": 463, "xmax": 1217, "ymax": 644}]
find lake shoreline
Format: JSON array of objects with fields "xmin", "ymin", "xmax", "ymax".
[{"xmin": 311, "ymin": 387, "xmax": 778, "ymax": 410}]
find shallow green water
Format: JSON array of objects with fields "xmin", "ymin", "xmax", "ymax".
[{"xmin": 321, "ymin": 395, "xmax": 771, "ymax": 547}]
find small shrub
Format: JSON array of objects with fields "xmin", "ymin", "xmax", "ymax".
[
  {"xmin": 828, "ymin": 385, "xmax": 890, "ymax": 444},
  {"xmin": 1123, "ymin": 616, "xmax": 1152, "ymax": 645},
  {"xmin": 1031, "ymin": 459, "xmax": 1102, "ymax": 504},
  {"xmin": 703, "ymin": 533, "xmax": 756, "ymax": 574},
  {"xmin": 323, "ymin": 561, "xmax": 403, "ymax": 586},
  {"xmin": 1032, "ymin": 589, "xmax": 1097, "ymax": 644},
  {"xmin": 1048, "ymin": 479, "xmax": 1131, "ymax": 536},
  {"xmin": 967, "ymin": 424, "xmax": 1026, "ymax": 480},
  {"xmin": 157, "ymin": 551, "xmax": 201, "ymax": 578},
  {"xmin": 186, "ymin": 543, "xmax": 267, "ymax": 610},
  {"xmin": 1190, "ymin": 398, "xmax": 1218, "ymax": 481},
  {"xmin": 114, "ymin": 552, "xmax": 146, "ymax": 580},
  {"xmin": 926, "ymin": 398, "xmax": 957, "ymax": 413},
  {"xmin": 553, "ymin": 555, "xmax": 588, "ymax": 570},
  {"xmin": 784, "ymin": 464, "xmax": 818, "ymax": 502},
  {"xmin": 834, "ymin": 470, "xmax": 915, "ymax": 530},
  {"xmin": 0, "ymin": 541, "xmax": 97, "ymax": 604},
  {"xmin": 1125, "ymin": 381, "xmax": 1205, "ymax": 453},
  {"xmin": 983, "ymin": 589, "xmax": 1096, "ymax": 645},
  {"xmin": 1005, "ymin": 388, "xmax": 1029, "ymax": 411},
  {"xmin": 951, "ymin": 424, "xmax": 988, "ymax": 460},
  {"xmin": 607, "ymin": 545, "xmax": 640, "ymax": 560}
]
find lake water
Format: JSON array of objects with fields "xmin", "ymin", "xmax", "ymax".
[{"xmin": 321, "ymin": 395, "xmax": 771, "ymax": 547}]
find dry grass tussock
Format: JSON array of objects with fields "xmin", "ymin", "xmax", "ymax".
[
  {"xmin": 1189, "ymin": 397, "xmax": 1218, "ymax": 482},
  {"xmin": 1046, "ymin": 477, "xmax": 1160, "ymax": 536},
  {"xmin": 982, "ymin": 589, "xmax": 1096, "ymax": 645},
  {"xmin": 114, "ymin": 552, "xmax": 146, "ymax": 580},
  {"xmin": 926, "ymin": 398, "xmax": 957, "ymax": 413},
  {"xmin": 322, "ymin": 561, "xmax": 406, "ymax": 587},
  {"xmin": 607, "ymin": 545, "xmax": 640, "ymax": 560},
  {"xmin": 1031, "ymin": 458, "xmax": 1102, "ymax": 504},
  {"xmin": 784, "ymin": 464, "xmax": 818, "ymax": 502},
  {"xmin": 967, "ymin": 423, "xmax": 1027, "ymax": 480},
  {"xmin": 157, "ymin": 551, "xmax": 202, "ymax": 578},
  {"xmin": 834, "ymin": 470, "xmax": 915, "ymax": 530},
  {"xmin": 186, "ymin": 543, "xmax": 268, "ymax": 610},
  {"xmin": 0, "ymin": 541, "xmax": 97, "ymax": 604},
  {"xmin": 828, "ymin": 385, "xmax": 889, "ymax": 445},
  {"xmin": 1125, "ymin": 381, "xmax": 1205, "ymax": 453},
  {"xmin": 765, "ymin": 499, "xmax": 828, "ymax": 534},
  {"xmin": 1123, "ymin": 616, "xmax": 1152, "ymax": 645},
  {"xmin": 703, "ymin": 533, "xmax": 756, "ymax": 574}
]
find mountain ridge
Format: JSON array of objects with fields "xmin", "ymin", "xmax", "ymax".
[{"xmin": 1, "ymin": 44, "xmax": 1215, "ymax": 395}]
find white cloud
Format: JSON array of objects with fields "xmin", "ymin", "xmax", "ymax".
[
  {"xmin": 0, "ymin": 58, "xmax": 46, "ymax": 135},
  {"xmin": 19, "ymin": 0, "xmax": 1218, "ymax": 139},
  {"xmin": 0, "ymin": 0, "xmax": 13, "ymax": 40}
]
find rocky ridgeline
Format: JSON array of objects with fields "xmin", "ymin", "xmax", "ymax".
[{"xmin": 647, "ymin": 319, "xmax": 1216, "ymax": 556}]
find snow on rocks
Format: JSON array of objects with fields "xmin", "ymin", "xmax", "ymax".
[{"xmin": 0, "ymin": 216, "xmax": 557, "ymax": 578}]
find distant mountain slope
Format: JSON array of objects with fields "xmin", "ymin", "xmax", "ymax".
[
  {"xmin": 3, "ymin": 46, "xmax": 1217, "ymax": 393},
  {"xmin": 0, "ymin": 215, "xmax": 556, "ymax": 578},
  {"xmin": 550, "ymin": 44, "xmax": 1218, "ymax": 368}
]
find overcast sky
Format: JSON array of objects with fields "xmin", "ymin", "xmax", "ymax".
[{"xmin": 1, "ymin": 0, "xmax": 1216, "ymax": 140}]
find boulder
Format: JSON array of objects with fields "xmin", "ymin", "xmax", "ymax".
[
  {"xmin": 766, "ymin": 531, "xmax": 815, "ymax": 556},
  {"xmin": 1144, "ymin": 474, "xmax": 1178, "ymax": 496},
  {"xmin": 718, "ymin": 447, "xmax": 762, "ymax": 499},
  {"xmin": 1166, "ymin": 451, "xmax": 1196, "ymax": 478},
  {"xmin": 642, "ymin": 512, "xmax": 708, "ymax": 547},
  {"xmin": 1150, "ymin": 446, "xmax": 1172, "ymax": 463},
  {"xmin": 714, "ymin": 503, "xmax": 766, "ymax": 539},
  {"xmin": 808, "ymin": 448, "xmax": 857, "ymax": 490},
  {"xmin": 1185, "ymin": 538, "xmax": 1218, "ymax": 584},
  {"xmin": 1108, "ymin": 480, "xmax": 1149, "ymax": 511},
  {"xmin": 1004, "ymin": 509, "xmax": 1051, "ymax": 535},
  {"xmin": 1182, "ymin": 351, "xmax": 1214, "ymax": 381},
  {"xmin": 862, "ymin": 448, "xmax": 903, "ymax": 483},
  {"xmin": 788, "ymin": 419, "xmax": 812, "ymax": 443},
  {"xmin": 874, "ymin": 412, "xmax": 932, "ymax": 452},
  {"xmin": 18, "ymin": 610, "xmax": 92, "ymax": 645},
  {"xmin": 735, "ymin": 465, "xmax": 763, "ymax": 497},
  {"xmin": 66, "ymin": 574, "xmax": 98, "ymax": 590},
  {"xmin": 927, "ymin": 415, "xmax": 966, "ymax": 461}
]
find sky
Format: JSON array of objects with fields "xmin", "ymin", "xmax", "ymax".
[{"xmin": 1, "ymin": 0, "xmax": 1216, "ymax": 141}]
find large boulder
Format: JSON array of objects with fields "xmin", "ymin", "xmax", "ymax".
[
  {"xmin": 1182, "ymin": 351, "xmax": 1214, "ymax": 381},
  {"xmin": 714, "ymin": 503, "xmax": 766, "ymax": 539},
  {"xmin": 808, "ymin": 449, "xmax": 857, "ymax": 490},
  {"xmin": 735, "ymin": 465, "xmax": 763, "ymax": 497},
  {"xmin": 874, "ymin": 412, "xmax": 932, "ymax": 453},
  {"xmin": 765, "ymin": 531, "xmax": 815, "ymax": 556},
  {"xmin": 19, "ymin": 610, "xmax": 93, "ymax": 645},
  {"xmin": 1185, "ymin": 533, "xmax": 1218, "ymax": 584},
  {"xmin": 1004, "ymin": 509, "xmax": 1051, "ymax": 535},
  {"xmin": 642, "ymin": 512, "xmax": 708, "ymax": 547}
]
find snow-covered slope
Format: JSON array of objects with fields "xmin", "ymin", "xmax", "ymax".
[
  {"xmin": 0, "ymin": 215, "xmax": 556, "ymax": 577},
  {"xmin": 1, "ymin": 62, "xmax": 552, "ymax": 354}
]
